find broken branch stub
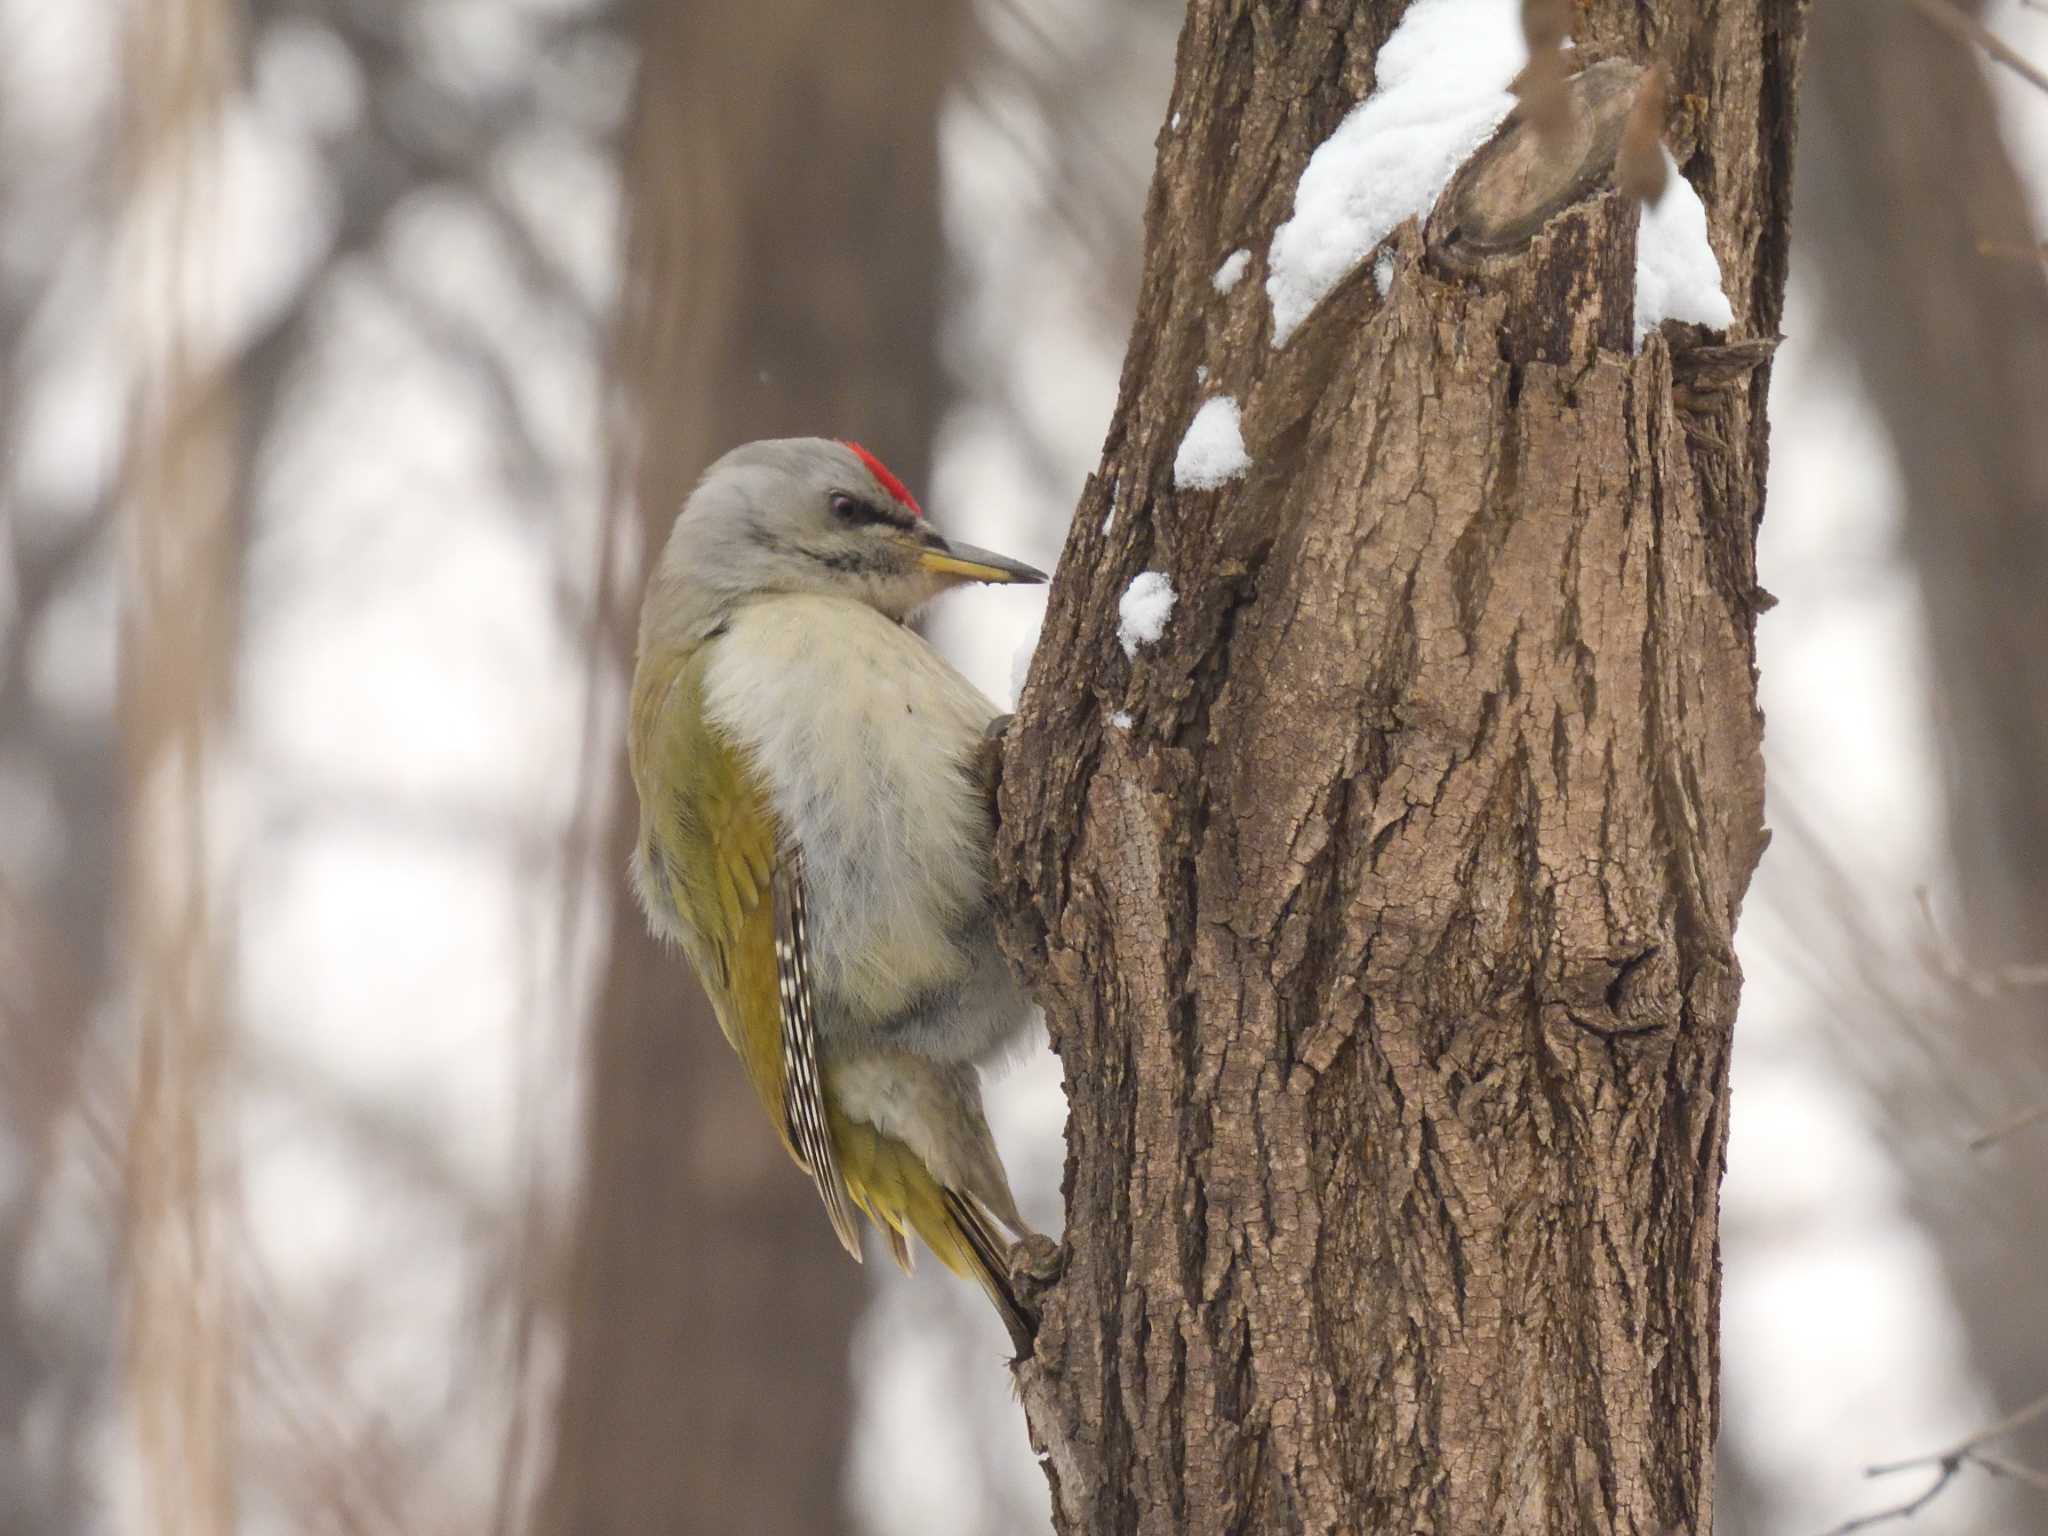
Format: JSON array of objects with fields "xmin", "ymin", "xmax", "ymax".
[{"xmin": 1427, "ymin": 58, "xmax": 1645, "ymax": 273}]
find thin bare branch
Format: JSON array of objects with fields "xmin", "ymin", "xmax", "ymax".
[
  {"xmin": 1978, "ymin": 239, "xmax": 2048, "ymax": 262},
  {"xmin": 1818, "ymin": 1390, "xmax": 2048, "ymax": 1535},
  {"xmin": 1969, "ymin": 1101, "xmax": 2048, "ymax": 1152},
  {"xmin": 1815, "ymin": 1459, "xmax": 1963, "ymax": 1536},
  {"xmin": 1617, "ymin": 62, "xmax": 1671, "ymax": 204},
  {"xmin": 1913, "ymin": 886, "xmax": 2048, "ymax": 997},
  {"xmin": 1902, "ymin": 0, "xmax": 2048, "ymax": 97},
  {"xmin": 1976, "ymin": 1451, "xmax": 2048, "ymax": 1495}
]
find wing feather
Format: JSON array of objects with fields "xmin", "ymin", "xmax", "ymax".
[
  {"xmin": 772, "ymin": 849, "xmax": 864, "ymax": 1261},
  {"xmin": 633, "ymin": 649, "xmax": 860, "ymax": 1255}
]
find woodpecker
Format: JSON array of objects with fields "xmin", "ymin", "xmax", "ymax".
[{"xmin": 628, "ymin": 436, "xmax": 1054, "ymax": 1350}]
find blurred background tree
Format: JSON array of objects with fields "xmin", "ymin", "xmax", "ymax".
[
  {"xmin": 537, "ymin": 5, "xmax": 957, "ymax": 1532},
  {"xmin": 0, "ymin": 1, "xmax": 2044, "ymax": 1533}
]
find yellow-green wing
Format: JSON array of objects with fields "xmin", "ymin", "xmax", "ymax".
[{"xmin": 630, "ymin": 646, "xmax": 860, "ymax": 1257}]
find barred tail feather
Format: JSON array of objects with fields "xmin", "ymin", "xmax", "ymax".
[{"xmin": 941, "ymin": 1187, "xmax": 1036, "ymax": 1357}]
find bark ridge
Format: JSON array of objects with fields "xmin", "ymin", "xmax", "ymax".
[{"xmin": 997, "ymin": 6, "xmax": 1804, "ymax": 1533}]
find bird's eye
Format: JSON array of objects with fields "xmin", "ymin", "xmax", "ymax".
[{"xmin": 830, "ymin": 492, "xmax": 895, "ymax": 528}]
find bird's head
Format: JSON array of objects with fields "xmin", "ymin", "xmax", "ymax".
[{"xmin": 652, "ymin": 437, "xmax": 1046, "ymax": 627}]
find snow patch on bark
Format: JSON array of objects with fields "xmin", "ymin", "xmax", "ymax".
[
  {"xmin": 1117, "ymin": 572, "xmax": 1176, "ymax": 659},
  {"xmin": 1266, "ymin": 0, "xmax": 1526, "ymax": 346},
  {"xmin": 1634, "ymin": 149, "xmax": 1734, "ymax": 345},
  {"xmin": 1173, "ymin": 397, "xmax": 1249, "ymax": 490}
]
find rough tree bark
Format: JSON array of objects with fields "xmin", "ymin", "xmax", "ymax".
[
  {"xmin": 997, "ymin": 5, "xmax": 1804, "ymax": 1532},
  {"xmin": 536, "ymin": 5, "xmax": 960, "ymax": 1533}
]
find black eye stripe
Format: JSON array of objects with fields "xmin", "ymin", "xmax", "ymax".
[{"xmin": 831, "ymin": 491, "xmax": 910, "ymax": 529}]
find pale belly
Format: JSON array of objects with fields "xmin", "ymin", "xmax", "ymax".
[{"xmin": 701, "ymin": 594, "xmax": 1033, "ymax": 1063}]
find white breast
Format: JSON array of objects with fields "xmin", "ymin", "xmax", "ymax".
[{"xmin": 701, "ymin": 594, "xmax": 1002, "ymax": 1029}]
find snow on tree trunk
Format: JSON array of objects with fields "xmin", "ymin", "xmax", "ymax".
[{"xmin": 995, "ymin": 4, "xmax": 1805, "ymax": 1532}]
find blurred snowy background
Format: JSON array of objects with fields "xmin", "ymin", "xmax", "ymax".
[{"xmin": 3, "ymin": 1, "xmax": 2047, "ymax": 1533}]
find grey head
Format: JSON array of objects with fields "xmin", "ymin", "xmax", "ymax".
[{"xmin": 642, "ymin": 437, "xmax": 1046, "ymax": 647}]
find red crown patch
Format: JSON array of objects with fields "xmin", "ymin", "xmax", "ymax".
[{"xmin": 840, "ymin": 440, "xmax": 923, "ymax": 519}]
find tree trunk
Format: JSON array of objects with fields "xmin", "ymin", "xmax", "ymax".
[
  {"xmin": 536, "ymin": 5, "xmax": 960, "ymax": 1533},
  {"xmin": 121, "ymin": 2, "xmax": 244, "ymax": 1530},
  {"xmin": 1799, "ymin": 0, "xmax": 2048, "ymax": 1500},
  {"xmin": 997, "ymin": 6, "xmax": 1803, "ymax": 1532}
]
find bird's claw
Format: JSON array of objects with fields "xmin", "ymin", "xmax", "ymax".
[{"xmin": 1009, "ymin": 1231, "xmax": 1063, "ymax": 1287}]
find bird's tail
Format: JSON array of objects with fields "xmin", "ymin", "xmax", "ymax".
[
  {"xmin": 831, "ymin": 1112, "xmax": 1038, "ymax": 1356},
  {"xmin": 940, "ymin": 1186, "xmax": 1036, "ymax": 1355}
]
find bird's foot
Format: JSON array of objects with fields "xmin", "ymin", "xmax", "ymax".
[
  {"xmin": 1001, "ymin": 1233, "xmax": 1063, "ymax": 1360},
  {"xmin": 1009, "ymin": 1231, "xmax": 1063, "ymax": 1288}
]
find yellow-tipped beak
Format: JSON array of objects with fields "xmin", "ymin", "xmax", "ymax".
[{"xmin": 917, "ymin": 537, "xmax": 1048, "ymax": 585}]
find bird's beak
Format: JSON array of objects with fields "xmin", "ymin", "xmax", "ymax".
[{"xmin": 917, "ymin": 533, "xmax": 1047, "ymax": 586}]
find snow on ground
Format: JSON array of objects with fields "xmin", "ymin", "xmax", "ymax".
[
  {"xmin": 1110, "ymin": 710, "xmax": 1132, "ymax": 730},
  {"xmin": 1172, "ymin": 396, "xmax": 1249, "ymax": 490},
  {"xmin": 1635, "ymin": 148, "xmax": 1734, "ymax": 344},
  {"xmin": 1265, "ymin": 0, "xmax": 1525, "ymax": 345},
  {"xmin": 1117, "ymin": 571, "xmax": 1176, "ymax": 658},
  {"xmin": 1211, "ymin": 249, "xmax": 1250, "ymax": 294}
]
